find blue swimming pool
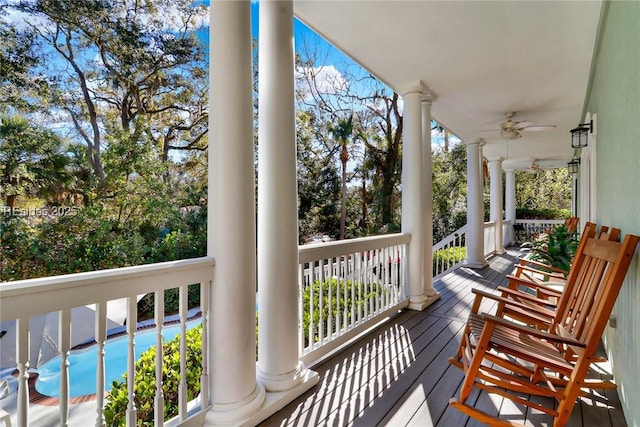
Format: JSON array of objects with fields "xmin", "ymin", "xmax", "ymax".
[{"xmin": 35, "ymin": 320, "xmax": 200, "ymax": 398}]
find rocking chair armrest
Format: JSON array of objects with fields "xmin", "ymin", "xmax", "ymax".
[
  {"xmin": 517, "ymin": 259, "xmax": 569, "ymax": 275},
  {"xmin": 471, "ymin": 288, "xmax": 555, "ymax": 319},
  {"xmin": 505, "ymin": 274, "xmax": 564, "ymax": 296},
  {"xmin": 480, "ymin": 313, "xmax": 586, "ymax": 348},
  {"xmin": 514, "ymin": 264, "xmax": 567, "ymax": 280}
]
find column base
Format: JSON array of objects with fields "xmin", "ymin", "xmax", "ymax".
[
  {"xmin": 205, "ymin": 369, "xmax": 319, "ymax": 426},
  {"xmin": 495, "ymin": 248, "xmax": 506, "ymax": 255},
  {"xmin": 204, "ymin": 384, "xmax": 266, "ymax": 426},
  {"xmin": 257, "ymin": 361, "xmax": 306, "ymax": 392},
  {"xmin": 407, "ymin": 292, "xmax": 441, "ymax": 311},
  {"xmin": 464, "ymin": 259, "xmax": 489, "ymax": 269}
]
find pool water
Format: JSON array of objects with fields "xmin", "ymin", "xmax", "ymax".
[{"xmin": 35, "ymin": 320, "xmax": 200, "ymax": 398}]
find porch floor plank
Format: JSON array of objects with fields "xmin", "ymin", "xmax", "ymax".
[{"xmin": 259, "ymin": 247, "xmax": 627, "ymax": 427}]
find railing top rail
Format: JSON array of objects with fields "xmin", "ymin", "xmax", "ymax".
[
  {"xmin": 515, "ymin": 219, "xmax": 565, "ymax": 224},
  {"xmin": 433, "ymin": 224, "xmax": 467, "ymax": 252},
  {"xmin": 298, "ymin": 233, "xmax": 410, "ymax": 264},
  {"xmin": 0, "ymin": 256, "xmax": 215, "ymax": 321}
]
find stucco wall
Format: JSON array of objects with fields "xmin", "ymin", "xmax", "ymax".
[{"xmin": 584, "ymin": 2, "xmax": 640, "ymax": 425}]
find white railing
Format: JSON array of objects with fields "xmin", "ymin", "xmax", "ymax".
[
  {"xmin": 483, "ymin": 221, "xmax": 497, "ymax": 256},
  {"xmin": 514, "ymin": 219, "xmax": 565, "ymax": 241},
  {"xmin": 432, "ymin": 225, "xmax": 467, "ymax": 278},
  {"xmin": 0, "ymin": 257, "xmax": 214, "ymax": 427},
  {"xmin": 298, "ymin": 233, "xmax": 410, "ymax": 365}
]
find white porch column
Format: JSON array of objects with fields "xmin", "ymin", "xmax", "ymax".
[
  {"xmin": 401, "ymin": 86, "xmax": 429, "ymax": 310},
  {"xmin": 206, "ymin": 1, "xmax": 265, "ymax": 425},
  {"xmin": 421, "ymin": 88, "xmax": 440, "ymax": 303},
  {"xmin": 257, "ymin": 0, "xmax": 317, "ymax": 395},
  {"xmin": 489, "ymin": 158, "xmax": 505, "ymax": 254},
  {"xmin": 505, "ymin": 169, "xmax": 516, "ymax": 244},
  {"xmin": 465, "ymin": 140, "xmax": 488, "ymax": 268}
]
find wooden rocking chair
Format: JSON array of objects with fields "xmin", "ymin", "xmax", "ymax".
[
  {"xmin": 449, "ymin": 232, "xmax": 639, "ymax": 427},
  {"xmin": 499, "ymin": 223, "xmax": 620, "ymax": 321}
]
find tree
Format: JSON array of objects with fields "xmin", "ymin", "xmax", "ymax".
[
  {"xmin": 0, "ymin": 115, "xmax": 70, "ymax": 207},
  {"xmin": 516, "ymin": 168, "xmax": 572, "ymax": 211},
  {"xmin": 296, "ymin": 110, "xmax": 340, "ymax": 241},
  {"xmin": 13, "ymin": 0, "xmax": 209, "ymax": 189},
  {"xmin": 328, "ymin": 114, "xmax": 357, "ymax": 240},
  {"xmin": 431, "ymin": 141, "xmax": 467, "ymax": 241},
  {"xmin": 0, "ymin": 11, "xmax": 46, "ymax": 112}
]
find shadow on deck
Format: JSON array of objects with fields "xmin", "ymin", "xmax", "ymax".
[{"xmin": 259, "ymin": 247, "xmax": 627, "ymax": 427}]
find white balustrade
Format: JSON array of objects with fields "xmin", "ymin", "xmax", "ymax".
[
  {"xmin": 432, "ymin": 225, "xmax": 468, "ymax": 278},
  {"xmin": 298, "ymin": 233, "xmax": 410, "ymax": 365},
  {"xmin": 0, "ymin": 257, "xmax": 214, "ymax": 427},
  {"xmin": 515, "ymin": 219, "xmax": 565, "ymax": 240}
]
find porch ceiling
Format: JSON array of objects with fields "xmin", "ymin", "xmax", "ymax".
[{"xmin": 294, "ymin": 0, "xmax": 603, "ymax": 171}]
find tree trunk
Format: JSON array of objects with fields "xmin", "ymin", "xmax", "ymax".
[{"xmin": 340, "ymin": 144, "xmax": 348, "ymax": 240}]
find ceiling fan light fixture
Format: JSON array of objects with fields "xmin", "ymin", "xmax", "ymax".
[{"xmin": 500, "ymin": 129, "xmax": 521, "ymax": 140}]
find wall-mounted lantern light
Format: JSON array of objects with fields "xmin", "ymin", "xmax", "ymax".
[
  {"xmin": 570, "ymin": 120, "xmax": 592, "ymax": 148},
  {"xmin": 567, "ymin": 157, "xmax": 581, "ymax": 174}
]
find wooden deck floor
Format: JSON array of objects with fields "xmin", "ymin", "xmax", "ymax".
[{"xmin": 259, "ymin": 247, "xmax": 627, "ymax": 427}]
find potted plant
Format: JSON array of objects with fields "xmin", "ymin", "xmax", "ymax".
[{"xmin": 522, "ymin": 225, "xmax": 579, "ymax": 272}]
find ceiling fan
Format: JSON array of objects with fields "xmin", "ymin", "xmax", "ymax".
[{"xmin": 485, "ymin": 112, "xmax": 557, "ymax": 140}]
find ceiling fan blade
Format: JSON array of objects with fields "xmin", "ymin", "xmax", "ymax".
[
  {"xmin": 520, "ymin": 125, "xmax": 557, "ymax": 131},
  {"xmin": 513, "ymin": 121, "xmax": 535, "ymax": 129}
]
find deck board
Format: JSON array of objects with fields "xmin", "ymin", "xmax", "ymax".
[{"xmin": 259, "ymin": 247, "xmax": 628, "ymax": 427}]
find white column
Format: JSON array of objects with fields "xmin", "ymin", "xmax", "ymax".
[
  {"xmin": 257, "ymin": 0, "xmax": 312, "ymax": 392},
  {"xmin": 401, "ymin": 87, "xmax": 428, "ymax": 310},
  {"xmin": 206, "ymin": 2, "xmax": 265, "ymax": 424},
  {"xmin": 489, "ymin": 158, "xmax": 505, "ymax": 254},
  {"xmin": 465, "ymin": 140, "xmax": 488, "ymax": 268},
  {"xmin": 421, "ymin": 89, "xmax": 439, "ymax": 303},
  {"xmin": 505, "ymin": 169, "xmax": 516, "ymax": 244}
]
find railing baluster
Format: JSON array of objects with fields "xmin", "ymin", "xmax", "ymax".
[
  {"xmin": 126, "ymin": 297, "xmax": 137, "ymax": 427},
  {"xmin": 350, "ymin": 253, "xmax": 355, "ymax": 329},
  {"xmin": 327, "ymin": 257, "xmax": 333, "ymax": 340},
  {"xmin": 178, "ymin": 285, "xmax": 188, "ymax": 420},
  {"xmin": 154, "ymin": 290, "xmax": 165, "ymax": 427},
  {"xmin": 356, "ymin": 251, "xmax": 362, "ymax": 324},
  {"xmin": 16, "ymin": 317, "xmax": 29, "ymax": 427},
  {"xmin": 59, "ymin": 308, "xmax": 71, "ymax": 426},
  {"xmin": 318, "ymin": 258, "xmax": 333, "ymax": 344},
  {"xmin": 342, "ymin": 256, "xmax": 347, "ymax": 332},
  {"xmin": 200, "ymin": 281, "xmax": 210, "ymax": 409},
  {"xmin": 334, "ymin": 257, "xmax": 340, "ymax": 336},
  {"xmin": 319, "ymin": 258, "xmax": 325, "ymax": 344},
  {"xmin": 309, "ymin": 261, "xmax": 315, "ymax": 350},
  {"xmin": 298, "ymin": 264, "xmax": 305, "ymax": 355},
  {"xmin": 95, "ymin": 302, "xmax": 107, "ymax": 427}
]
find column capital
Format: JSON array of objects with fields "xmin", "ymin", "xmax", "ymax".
[
  {"xmin": 465, "ymin": 138, "xmax": 484, "ymax": 147},
  {"xmin": 488, "ymin": 157, "xmax": 504, "ymax": 163},
  {"xmin": 420, "ymin": 81, "xmax": 438, "ymax": 103}
]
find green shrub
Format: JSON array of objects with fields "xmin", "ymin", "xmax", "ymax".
[
  {"xmin": 103, "ymin": 325, "xmax": 203, "ymax": 426},
  {"xmin": 516, "ymin": 208, "xmax": 572, "ymax": 220},
  {"xmin": 432, "ymin": 246, "xmax": 466, "ymax": 275}
]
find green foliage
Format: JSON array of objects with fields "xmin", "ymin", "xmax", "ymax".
[
  {"xmin": 0, "ymin": 203, "xmax": 206, "ymax": 281},
  {"xmin": 137, "ymin": 285, "xmax": 201, "ymax": 322},
  {"xmin": 431, "ymin": 142, "xmax": 467, "ymax": 242},
  {"xmin": 516, "ymin": 208, "xmax": 572, "ymax": 220},
  {"xmin": 433, "ymin": 246, "xmax": 467, "ymax": 275},
  {"xmin": 103, "ymin": 325, "xmax": 203, "ymax": 426},
  {"xmin": 0, "ymin": 115, "xmax": 71, "ymax": 207},
  {"xmin": 522, "ymin": 225, "xmax": 578, "ymax": 271},
  {"xmin": 516, "ymin": 169, "xmax": 572, "ymax": 212},
  {"xmin": 301, "ymin": 277, "xmax": 387, "ymax": 347}
]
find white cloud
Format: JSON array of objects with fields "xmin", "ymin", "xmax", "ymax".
[{"xmin": 295, "ymin": 64, "xmax": 349, "ymax": 101}]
